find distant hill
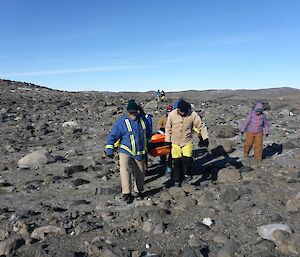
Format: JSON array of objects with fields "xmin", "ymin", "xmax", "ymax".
[{"xmin": 0, "ymin": 79, "xmax": 299, "ymax": 98}]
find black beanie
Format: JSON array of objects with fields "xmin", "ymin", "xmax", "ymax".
[
  {"xmin": 177, "ymin": 100, "xmax": 190, "ymax": 113},
  {"xmin": 126, "ymin": 99, "xmax": 139, "ymax": 112}
]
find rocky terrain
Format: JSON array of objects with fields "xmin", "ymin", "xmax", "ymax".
[{"xmin": 0, "ymin": 78, "xmax": 300, "ymax": 257}]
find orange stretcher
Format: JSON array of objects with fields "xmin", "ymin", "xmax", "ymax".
[{"xmin": 148, "ymin": 134, "xmax": 170, "ymax": 157}]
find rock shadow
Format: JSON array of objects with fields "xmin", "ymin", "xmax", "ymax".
[
  {"xmin": 192, "ymin": 147, "xmax": 243, "ymax": 186},
  {"xmin": 144, "ymin": 164, "xmax": 165, "ymax": 184},
  {"xmin": 263, "ymin": 143, "xmax": 283, "ymax": 159}
]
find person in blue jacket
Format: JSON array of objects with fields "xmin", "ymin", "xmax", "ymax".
[{"xmin": 105, "ymin": 99, "xmax": 151, "ymax": 203}]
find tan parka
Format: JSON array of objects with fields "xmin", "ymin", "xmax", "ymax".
[{"xmin": 165, "ymin": 109, "xmax": 208, "ymax": 147}]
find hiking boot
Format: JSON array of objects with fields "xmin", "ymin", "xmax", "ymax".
[
  {"xmin": 133, "ymin": 192, "xmax": 144, "ymax": 201},
  {"xmin": 183, "ymin": 175, "xmax": 192, "ymax": 184},
  {"xmin": 122, "ymin": 193, "xmax": 132, "ymax": 202}
]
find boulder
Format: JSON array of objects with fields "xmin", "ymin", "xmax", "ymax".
[
  {"xmin": 0, "ymin": 235, "xmax": 25, "ymax": 256},
  {"xmin": 212, "ymin": 125, "xmax": 239, "ymax": 138},
  {"xmin": 217, "ymin": 168, "xmax": 241, "ymax": 183},
  {"xmin": 271, "ymin": 230, "xmax": 300, "ymax": 255},
  {"xmin": 217, "ymin": 242, "xmax": 239, "ymax": 257},
  {"xmin": 208, "ymin": 140, "xmax": 234, "ymax": 155},
  {"xmin": 31, "ymin": 225, "xmax": 66, "ymax": 240},
  {"xmin": 17, "ymin": 149, "xmax": 56, "ymax": 169},
  {"xmin": 0, "ymin": 228, "xmax": 9, "ymax": 240},
  {"xmin": 257, "ymin": 223, "xmax": 292, "ymax": 240}
]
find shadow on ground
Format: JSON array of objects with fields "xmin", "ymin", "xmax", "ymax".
[{"xmin": 192, "ymin": 147, "xmax": 243, "ymax": 186}]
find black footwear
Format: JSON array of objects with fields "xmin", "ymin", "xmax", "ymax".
[
  {"xmin": 174, "ymin": 182, "xmax": 181, "ymax": 187},
  {"xmin": 183, "ymin": 175, "xmax": 192, "ymax": 184},
  {"xmin": 122, "ymin": 193, "xmax": 132, "ymax": 202},
  {"xmin": 134, "ymin": 192, "xmax": 144, "ymax": 200}
]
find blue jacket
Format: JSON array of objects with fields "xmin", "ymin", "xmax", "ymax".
[
  {"xmin": 145, "ymin": 114, "xmax": 153, "ymax": 134},
  {"xmin": 105, "ymin": 114, "xmax": 151, "ymax": 160}
]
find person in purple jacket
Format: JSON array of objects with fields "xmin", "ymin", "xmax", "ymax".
[{"xmin": 240, "ymin": 103, "xmax": 270, "ymax": 160}]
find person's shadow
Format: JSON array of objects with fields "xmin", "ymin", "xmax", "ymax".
[
  {"xmin": 263, "ymin": 143, "xmax": 283, "ymax": 159},
  {"xmin": 192, "ymin": 146, "xmax": 243, "ymax": 186}
]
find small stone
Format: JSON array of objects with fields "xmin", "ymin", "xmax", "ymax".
[
  {"xmin": 0, "ymin": 228, "xmax": 9, "ymax": 240},
  {"xmin": 13, "ymin": 220, "xmax": 29, "ymax": 235},
  {"xmin": 88, "ymin": 244, "xmax": 101, "ymax": 255},
  {"xmin": 72, "ymin": 178, "xmax": 90, "ymax": 187},
  {"xmin": 213, "ymin": 234, "xmax": 229, "ymax": 244},
  {"xmin": 142, "ymin": 221, "xmax": 153, "ymax": 233},
  {"xmin": 153, "ymin": 223, "xmax": 165, "ymax": 235},
  {"xmin": 286, "ymin": 192, "xmax": 300, "ymax": 213},
  {"xmin": 220, "ymin": 188, "xmax": 240, "ymax": 203},
  {"xmin": 168, "ymin": 187, "xmax": 186, "ymax": 198},
  {"xmin": 64, "ymin": 164, "xmax": 85, "ymax": 175},
  {"xmin": 188, "ymin": 235, "xmax": 204, "ymax": 247}
]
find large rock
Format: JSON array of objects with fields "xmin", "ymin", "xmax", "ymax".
[
  {"xmin": 0, "ymin": 235, "xmax": 25, "ymax": 256},
  {"xmin": 212, "ymin": 125, "xmax": 239, "ymax": 138},
  {"xmin": 18, "ymin": 149, "xmax": 56, "ymax": 169},
  {"xmin": 31, "ymin": 225, "xmax": 66, "ymax": 240},
  {"xmin": 217, "ymin": 242, "xmax": 239, "ymax": 257},
  {"xmin": 208, "ymin": 139, "xmax": 234, "ymax": 155},
  {"xmin": 217, "ymin": 168, "xmax": 241, "ymax": 183},
  {"xmin": 257, "ymin": 224, "xmax": 292, "ymax": 240},
  {"xmin": 271, "ymin": 230, "xmax": 300, "ymax": 255}
]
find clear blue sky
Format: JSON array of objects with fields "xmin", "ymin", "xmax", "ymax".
[{"xmin": 1, "ymin": 0, "xmax": 299, "ymax": 91}]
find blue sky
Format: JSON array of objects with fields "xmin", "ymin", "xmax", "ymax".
[{"xmin": 0, "ymin": 0, "xmax": 299, "ymax": 92}]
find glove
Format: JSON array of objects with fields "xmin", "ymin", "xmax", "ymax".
[
  {"xmin": 199, "ymin": 138, "xmax": 209, "ymax": 147},
  {"xmin": 241, "ymin": 132, "xmax": 246, "ymax": 142}
]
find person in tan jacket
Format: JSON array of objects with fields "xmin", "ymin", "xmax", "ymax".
[{"xmin": 165, "ymin": 99, "xmax": 209, "ymax": 186}]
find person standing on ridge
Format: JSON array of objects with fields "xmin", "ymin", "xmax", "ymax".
[
  {"xmin": 240, "ymin": 102, "xmax": 270, "ymax": 161},
  {"xmin": 160, "ymin": 90, "xmax": 166, "ymax": 102},
  {"xmin": 105, "ymin": 99, "xmax": 151, "ymax": 203},
  {"xmin": 165, "ymin": 99, "xmax": 209, "ymax": 187}
]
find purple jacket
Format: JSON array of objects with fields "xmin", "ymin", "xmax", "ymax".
[{"xmin": 240, "ymin": 110, "xmax": 270, "ymax": 134}]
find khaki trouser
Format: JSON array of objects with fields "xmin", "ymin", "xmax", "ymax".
[
  {"xmin": 119, "ymin": 153, "xmax": 145, "ymax": 194},
  {"xmin": 244, "ymin": 132, "xmax": 263, "ymax": 160}
]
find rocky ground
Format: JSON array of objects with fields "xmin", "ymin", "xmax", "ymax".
[{"xmin": 0, "ymin": 78, "xmax": 300, "ymax": 257}]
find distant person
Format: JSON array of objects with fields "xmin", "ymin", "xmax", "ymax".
[
  {"xmin": 105, "ymin": 99, "xmax": 151, "ymax": 203},
  {"xmin": 156, "ymin": 89, "xmax": 161, "ymax": 103},
  {"xmin": 240, "ymin": 102, "xmax": 270, "ymax": 161},
  {"xmin": 165, "ymin": 99, "xmax": 209, "ymax": 187},
  {"xmin": 157, "ymin": 104, "xmax": 173, "ymax": 133},
  {"xmin": 160, "ymin": 90, "xmax": 166, "ymax": 102}
]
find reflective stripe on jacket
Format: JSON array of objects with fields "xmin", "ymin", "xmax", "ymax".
[{"xmin": 105, "ymin": 114, "xmax": 150, "ymax": 160}]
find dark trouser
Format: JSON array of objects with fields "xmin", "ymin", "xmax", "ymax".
[
  {"xmin": 160, "ymin": 155, "xmax": 166, "ymax": 164},
  {"xmin": 173, "ymin": 157, "xmax": 193, "ymax": 183}
]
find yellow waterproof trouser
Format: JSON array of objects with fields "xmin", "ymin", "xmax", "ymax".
[{"xmin": 171, "ymin": 143, "xmax": 193, "ymax": 158}]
